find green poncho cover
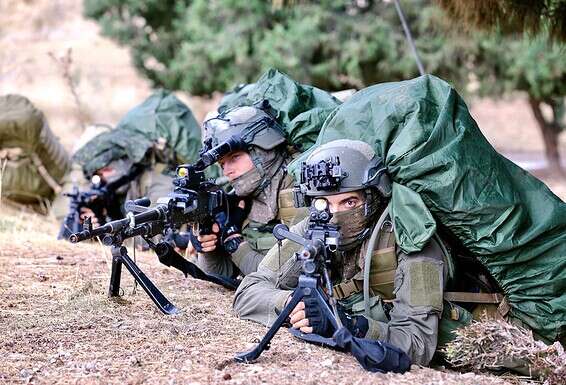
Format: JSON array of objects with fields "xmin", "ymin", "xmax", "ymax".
[
  {"xmin": 219, "ymin": 68, "xmax": 341, "ymax": 153},
  {"xmin": 74, "ymin": 90, "xmax": 201, "ymax": 176}
]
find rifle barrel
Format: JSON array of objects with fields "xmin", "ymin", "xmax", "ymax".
[{"xmin": 69, "ymin": 204, "xmax": 168, "ymax": 243}]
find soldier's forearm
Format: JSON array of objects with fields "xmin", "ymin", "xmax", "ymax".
[
  {"xmin": 233, "ymin": 269, "xmax": 292, "ymax": 327},
  {"xmin": 196, "ymin": 250, "xmax": 235, "ymax": 277},
  {"xmin": 231, "ymin": 242, "xmax": 264, "ymax": 275},
  {"xmin": 368, "ymin": 312, "xmax": 440, "ymax": 366}
]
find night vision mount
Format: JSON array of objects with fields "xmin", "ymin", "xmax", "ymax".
[
  {"xmin": 294, "ymin": 156, "xmax": 346, "ymax": 207},
  {"xmin": 301, "ymin": 156, "xmax": 345, "ymax": 191}
]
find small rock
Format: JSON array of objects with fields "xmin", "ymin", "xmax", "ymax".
[
  {"xmin": 129, "ymin": 356, "xmax": 142, "ymax": 366},
  {"xmin": 321, "ymin": 358, "xmax": 333, "ymax": 368},
  {"xmin": 56, "ymin": 255, "xmax": 64, "ymax": 261},
  {"xmin": 36, "ymin": 272, "xmax": 48, "ymax": 282},
  {"xmin": 223, "ymin": 373, "xmax": 232, "ymax": 380}
]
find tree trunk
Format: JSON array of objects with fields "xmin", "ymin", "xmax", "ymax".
[{"xmin": 528, "ymin": 97, "xmax": 563, "ymax": 174}]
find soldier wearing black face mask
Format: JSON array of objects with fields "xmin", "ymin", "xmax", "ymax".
[{"xmin": 233, "ymin": 139, "xmax": 449, "ymax": 366}]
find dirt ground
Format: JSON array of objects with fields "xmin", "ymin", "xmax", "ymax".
[
  {"xmin": 0, "ymin": 1, "xmax": 564, "ymax": 384},
  {"xmin": 0, "ymin": 207, "xmax": 522, "ymax": 385}
]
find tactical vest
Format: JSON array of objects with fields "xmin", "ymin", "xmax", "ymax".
[
  {"xmin": 243, "ymin": 187, "xmax": 307, "ymax": 254},
  {"xmin": 333, "ymin": 206, "xmax": 506, "ymax": 348}
]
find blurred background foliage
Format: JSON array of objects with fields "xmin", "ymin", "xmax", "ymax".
[{"xmin": 84, "ymin": 0, "xmax": 566, "ymax": 170}]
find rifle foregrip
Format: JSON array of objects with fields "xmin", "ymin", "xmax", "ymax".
[
  {"xmin": 273, "ymin": 224, "xmax": 290, "ymax": 240},
  {"xmin": 199, "ymin": 217, "xmax": 215, "ymax": 235}
]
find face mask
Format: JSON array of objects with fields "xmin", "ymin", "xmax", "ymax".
[
  {"xmin": 231, "ymin": 166, "xmax": 263, "ymax": 196},
  {"xmin": 331, "ymin": 204, "xmax": 371, "ymax": 251}
]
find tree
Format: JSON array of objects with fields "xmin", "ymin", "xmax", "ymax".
[
  {"xmin": 83, "ymin": 0, "xmax": 472, "ymax": 95},
  {"xmin": 470, "ymin": 32, "xmax": 566, "ymax": 172},
  {"xmin": 85, "ymin": 0, "xmax": 565, "ymax": 170},
  {"xmin": 436, "ymin": 0, "xmax": 566, "ymax": 42},
  {"xmin": 436, "ymin": 0, "xmax": 566, "ymax": 172}
]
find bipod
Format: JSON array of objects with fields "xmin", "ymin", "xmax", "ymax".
[
  {"xmin": 234, "ymin": 272, "xmax": 339, "ymax": 362},
  {"xmin": 108, "ymin": 244, "xmax": 179, "ymax": 315},
  {"xmin": 234, "ymin": 223, "xmax": 341, "ymax": 362}
]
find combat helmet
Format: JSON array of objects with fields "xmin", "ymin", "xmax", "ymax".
[
  {"xmin": 297, "ymin": 139, "xmax": 391, "ymax": 202},
  {"xmin": 201, "ymin": 101, "xmax": 289, "ymax": 196},
  {"xmin": 295, "ymin": 139, "xmax": 392, "ymax": 251},
  {"xmin": 202, "ymin": 101, "xmax": 286, "ymax": 153}
]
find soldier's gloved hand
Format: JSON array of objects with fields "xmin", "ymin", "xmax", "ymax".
[
  {"xmin": 289, "ymin": 297, "xmax": 332, "ymax": 336},
  {"xmin": 222, "ymin": 199, "xmax": 247, "ymax": 253},
  {"xmin": 226, "ymin": 198, "xmax": 248, "ymax": 230},
  {"xmin": 188, "ymin": 231, "xmax": 204, "ymax": 253},
  {"xmin": 197, "ymin": 223, "xmax": 220, "ymax": 253},
  {"xmin": 336, "ymin": 304, "xmax": 369, "ymax": 338}
]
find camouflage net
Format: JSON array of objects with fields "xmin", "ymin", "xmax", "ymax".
[{"xmin": 444, "ymin": 317, "xmax": 565, "ymax": 385}]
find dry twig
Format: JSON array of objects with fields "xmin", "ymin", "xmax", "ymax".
[{"xmin": 47, "ymin": 48, "xmax": 88, "ymax": 131}]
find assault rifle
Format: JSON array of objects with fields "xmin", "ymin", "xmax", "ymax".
[
  {"xmin": 235, "ymin": 198, "xmax": 411, "ymax": 373},
  {"xmin": 57, "ymin": 165, "xmax": 144, "ymax": 240}
]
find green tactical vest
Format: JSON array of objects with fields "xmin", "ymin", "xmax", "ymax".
[{"xmin": 333, "ymin": 206, "xmax": 505, "ymax": 348}]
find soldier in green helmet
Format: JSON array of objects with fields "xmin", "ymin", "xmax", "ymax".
[
  {"xmin": 55, "ymin": 90, "xmax": 202, "ymax": 242},
  {"xmin": 233, "ymin": 139, "xmax": 448, "ymax": 366},
  {"xmin": 195, "ymin": 103, "xmax": 306, "ymax": 277}
]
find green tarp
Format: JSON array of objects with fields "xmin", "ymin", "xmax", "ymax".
[
  {"xmin": 219, "ymin": 69, "xmax": 341, "ymax": 153},
  {"xmin": 0, "ymin": 95, "xmax": 70, "ymax": 203},
  {"xmin": 289, "ymin": 75, "xmax": 566, "ymax": 343},
  {"xmin": 74, "ymin": 90, "xmax": 202, "ymax": 176}
]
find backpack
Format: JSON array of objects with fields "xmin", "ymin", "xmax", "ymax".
[
  {"xmin": 0, "ymin": 95, "xmax": 70, "ymax": 205},
  {"xmin": 218, "ymin": 68, "xmax": 341, "ymax": 154},
  {"xmin": 73, "ymin": 90, "xmax": 202, "ymax": 177}
]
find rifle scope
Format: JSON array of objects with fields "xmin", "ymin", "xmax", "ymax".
[{"xmin": 197, "ymin": 136, "xmax": 245, "ymax": 169}]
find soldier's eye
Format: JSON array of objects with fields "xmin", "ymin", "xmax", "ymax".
[{"xmin": 346, "ymin": 199, "xmax": 357, "ymax": 207}]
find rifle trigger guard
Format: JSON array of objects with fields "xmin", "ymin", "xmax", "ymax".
[{"xmin": 127, "ymin": 212, "xmax": 136, "ymax": 228}]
